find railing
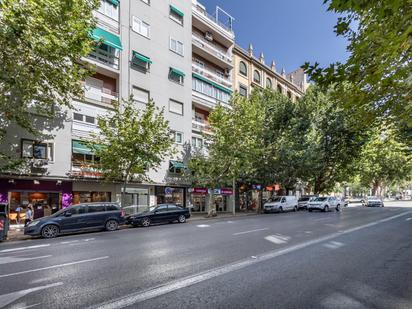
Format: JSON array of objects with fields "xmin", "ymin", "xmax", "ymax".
[
  {"xmin": 192, "ymin": 4, "xmax": 233, "ymax": 34},
  {"xmin": 94, "ymin": 11, "xmax": 120, "ymax": 34},
  {"xmin": 192, "ymin": 34, "xmax": 232, "ymax": 65},
  {"xmin": 88, "ymin": 48, "xmax": 119, "ymax": 70},
  {"xmin": 70, "ymin": 162, "xmax": 103, "ymax": 178},
  {"xmin": 192, "ymin": 63, "xmax": 232, "ymax": 88},
  {"xmin": 82, "ymin": 81, "xmax": 119, "ymax": 105},
  {"xmin": 192, "ymin": 119, "xmax": 212, "ymax": 134}
]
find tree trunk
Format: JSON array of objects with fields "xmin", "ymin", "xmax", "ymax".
[
  {"xmin": 372, "ymin": 180, "xmax": 382, "ymax": 197},
  {"xmin": 232, "ymin": 178, "xmax": 236, "ymax": 216},
  {"xmin": 121, "ymin": 173, "xmax": 130, "ymax": 207}
]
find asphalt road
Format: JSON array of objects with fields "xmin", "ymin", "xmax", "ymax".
[{"xmin": 0, "ymin": 202, "xmax": 411, "ymax": 309}]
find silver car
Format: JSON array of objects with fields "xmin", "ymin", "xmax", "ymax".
[{"xmin": 308, "ymin": 196, "xmax": 341, "ymax": 212}]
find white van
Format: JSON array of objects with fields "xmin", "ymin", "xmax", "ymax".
[{"xmin": 263, "ymin": 196, "xmax": 298, "ymax": 213}]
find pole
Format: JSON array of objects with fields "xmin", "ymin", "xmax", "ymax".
[{"xmin": 232, "ymin": 178, "xmax": 236, "ymax": 216}]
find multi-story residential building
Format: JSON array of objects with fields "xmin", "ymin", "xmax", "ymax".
[
  {"xmin": 0, "ymin": 0, "xmax": 195, "ymax": 218},
  {"xmin": 233, "ymin": 44, "xmax": 309, "ymax": 100}
]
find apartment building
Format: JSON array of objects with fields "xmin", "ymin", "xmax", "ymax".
[
  {"xmin": 0, "ymin": 0, "xmax": 195, "ymax": 217},
  {"xmin": 233, "ymin": 44, "xmax": 308, "ymax": 100}
]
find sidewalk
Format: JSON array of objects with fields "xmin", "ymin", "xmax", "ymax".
[{"xmin": 3, "ymin": 212, "xmax": 260, "ymax": 242}]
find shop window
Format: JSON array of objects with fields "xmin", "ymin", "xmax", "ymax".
[
  {"xmin": 72, "ymin": 192, "xmax": 111, "ymax": 204},
  {"xmin": 21, "ymin": 139, "xmax": 53, "ymax": 161}
]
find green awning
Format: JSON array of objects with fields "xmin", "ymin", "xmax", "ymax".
[
  {"xmin": 192, "ymin": 73, "xmax": 232, "ymax": 94},
  {"xmin": 170, "ymin": 68, "xmax": 185, "ymax": 77},
  {"xmin": 107, "ymin": 0, "xmax": 119, "ymax": 6},
  {"xmin": 72, "ymin": 140, "xmax": 104, "ymax": 155},
  {"xmin": 170, "ymin": 160, "xmax": 185, "ymax": 169},
  {"xmin": 91, "ymin": 27, "xmax": 123, "ymax": 50},
  {"xmin": 170, "ymin": 5, "xmax": 184, "ymax": 17},
  {"xmin": 132, "ymin": 51, "xmax": 152, "ymax": 64}
]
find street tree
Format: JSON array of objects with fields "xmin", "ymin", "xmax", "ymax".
[
  {"xmin": 91, "ymin": 98, "xmax": 174, "ymax": 206},
  {"xmin": 303, "ymin": 0, "xmax": 412, "ymax": 144},
  {"xmin": 0, "ymin": 0, "xmax": 99, "ymax": 167}
]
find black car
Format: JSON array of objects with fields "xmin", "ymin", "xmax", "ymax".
[
  {"xmin": 127, "ymin": 204, "xmax": 190, "ymax": 227},
  {"xmin": 24, "ymin": 202, "xmax": 125, "ymax": 238}
]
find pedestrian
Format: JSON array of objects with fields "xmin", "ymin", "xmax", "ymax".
[
  {"xmin": 15, "ymin": 205, "xmax": 22, "ymax": 224},
  {"xmin": 25, "ymin": 204, "xmax": 34, "ymax": 226}
]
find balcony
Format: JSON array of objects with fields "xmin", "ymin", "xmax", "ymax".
[
  {"xmin": 192, "ymin": 2, "xmax": 234, "ymax": 37},
  {"xmin": 87, "ymin": 47, "xmax": 119, "ymax": 70},
  {"xmin": 69, "ymin": 162, "xmax": 103, "ymax": 179},
  {"xmin": 192, "ymin": 119, "xmax": 212, "ymax": 134},
  {"xmin": 93, "ymin": 11, "xmax": 119, "ymax": 34},
  {"xmin": 72, "ymin": 121, "xmax": 101, "ymax": 139},
  {"xmin": 192, "ymin": 34, "xmax": 233, "ymax": 68},
  {"xmin": 82, "ymin": 78, "xmax": 118, "ymax": 107},
  {"xmin": 192, "ymin": 63, "xmax": 232, "ymax": 89}
]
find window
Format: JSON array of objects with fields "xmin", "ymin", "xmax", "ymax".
[
  {"xmin": 169, "ymin": 99, "xmax": 184, "ymax": 115},
  {"xmin": 194, "ymin": 59, "xmax": 204, "ymax": 69},
  {"xmin": 132, "ymin": 87, "xmax": 150, "ymax": 104},
  {"xmin": 169, "ymin": 68, "xmax": 185, "ymax": 85},
  {"xmin": 169, "ymin": 5, "xmax": 184, "ymax": 25},
  {"xmin": 131, "ymin": 51, "xmax": 152, "ymax": 72},
  {"xmin": 277, "ymin": 84, "xmax": 283, "ymax": 93},
  {"xmin": 239, "ymin": 61, "xmax": 247, "ymax": 76},
  {"xmin": 73, "ymin": 113, "xmax": 83, "ymax": 121},
  {"xmin": 21, "ymin": 139, "xmax": 53, "ymax": 161},
  {"xmin": 156, "ymin": 205, "xmax": 169, "ymax": 212},
  {"xmin": 66, "ymin": 205, "xmax": 86, "ymax": 215},
  {"xmin": 287, "ymin": 91, "xmax": 292, "ymax": 99},
  {"xmin": 85, "ymin": 115, "xmax": 95, "ymax": 124},
  {"xmin": 253, "ymin": 70, "xmax": 261, "ymax": 84},
  {"xmin": 266, "ymin": 78, "xmax": 272, "ymax": 89},
  {"xmin": 239, "ymin": 84, "xmax": 248, "ymax": 97},
  {"xmin": 192, "ymin": 77, "xmax": 231, "ymax": 104},
  {"xmin": 97, "ymin": 0, "xmax": 119, "ymax": 21},
  {"xmin": 172, "ymin": 132, "xmax": 183, "ymax": 144},
  {"xmin": 132, "ymin": 16, "xmax": 150, "ymax": 38},
  {"xmin": 170, "ymin": 38, "xmax": 184, "ymax": 56},
  {"xmin": 88, "ymin": 204, "xmax": 106, "ymax": 213},
  {"xmin": 192, "ymin": 137, "xmax": 203, "ymax": 149}
]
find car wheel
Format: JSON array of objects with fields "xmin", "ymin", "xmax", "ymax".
[
  {"xmin": 105, "ymin": 220, "xmax": 119, "ymax": 231},
  {"xmin": 41, "ymin": 225, "xmax": 59, "ymax": 239},
  {"xmin": 141, "ymin": 217, "xmax": 151, "ymax": 227},
  {"xmin": 294, "ymin": 206, "xmax": 298, "ymax": 212},
  {"xmin": 178, "ymin": 215, "xmax": 186, "ymax": 223},
  {"xmin": 279, "ymin": 206, "xmax": 284, "ymax": 213},
  {"xmin": 323, "ymin": 205, "xmax": 329, "ymax": 212},
  {"xmin": 308, "ymin": 209, "xmax": 313, "ymax": 212}
]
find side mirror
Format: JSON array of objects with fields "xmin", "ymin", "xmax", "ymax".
[{"xmin": 64, "ymin": 212, "xmax": 72, "ymax": 217}]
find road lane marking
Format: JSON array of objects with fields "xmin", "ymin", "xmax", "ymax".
[
  {"xmin": 406, "ymin": 217, "xmax": 412, "ymax": 221},
  {"xmin": 0, "ymin": 244, "xmax": 50, "ymax": 253},
  {"xmin": 233, "ymin": 228, "xmax": 268, "ymax": 236},
  {"xmin": 60, "ymin": 240, "xmax": 79, "ymax": 244},
  {"xmin": 196, "ymin": 224, "xmax": 210, "ymax": 228},
  {"xmin": 323, "ymin": 241, "xmax": 345, "ymax": 249},
  {"xmin": 0, "ymin": 256, "xmax": 109, "ymax": 278},
  {"xmin": 89, "ymin": 210, "xmax": 411, "ymax": 309},
  {"xmin": 0, "ymin": 255, "xmax": 51, "ymax": 265},
  {"xmin": 15, "ymin": 303, "xmax": 42, "ymax": 309},
  {"xmin": 0, "ymin": 282, "xmax": 63, "ymax": 308},
  {"xmin": 264, "ymin": 234, "xmax": 290, "ymax": 244}
]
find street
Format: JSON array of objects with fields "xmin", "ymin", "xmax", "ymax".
[{"xmin": 0, "ymin": 202, "xmax": 412, "ymax": 309}]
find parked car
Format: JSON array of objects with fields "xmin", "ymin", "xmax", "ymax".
[
  {"xmin": 263, "ymin": 196, "xmax": 298, "ymax": 213},
  {"xmin": 338, "ymin": 197, "xmax": 349, "ymax": 207},
  {"xmin": 126, "ymin": 204, "xmax": 190, "ymax": 227},
  {"xmin": 24, "ymin": 202, "xmax": 125, "ymax": 238},
  {"xmin": 297, "ymin": 195, "xmax": 317, "ymax": 210},
  {"xmin": 307, "ymin": 196, "xmax": 341, "ymax": 212},
  {"xmin": 363, "ymin": 196, "xmax": 384, "ymax": 207},
  {"xmin": 122, "ymin": 204, "xmax": 150, "ymax": 216}
]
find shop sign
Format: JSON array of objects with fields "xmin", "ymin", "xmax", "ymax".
[
  {"xmin": 165, "ymin": 187, "xmax": 173, "ymax": 194},
  {"xmin": 220, "ymin": 188, "xmax": 233, "ymax": 195},
  {"xmin": 192, "ymin": 188, "xmax": 208, "ymax": 194}
]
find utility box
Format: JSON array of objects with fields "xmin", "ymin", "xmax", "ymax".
[{"xmin": 0, "ymin": 203, "xmax": 9, "ymax": 242}]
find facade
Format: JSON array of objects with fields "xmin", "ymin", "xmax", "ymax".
[{"xmin": 233, "ymin": 44, "xmax": 308, "ymax": 100}]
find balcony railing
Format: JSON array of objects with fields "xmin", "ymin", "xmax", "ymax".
[
  {"xmin": 192, "ymin": 119, "xmax": 212, "ymax": 134},
  {"xmin": 192, "ymin": 34, "xmax": 232, "ymax": 65},
  {"xmin": 70, "ymin": 162, "xmax": 103, "ymax": 178},
  {"xmin": 82, "ymin": 81, "xmax": 118, "ymax": 106},
  {"xmin": 192, "ymin": 63, "xmax": 232, "ymax": 88},
  {"xmin": 93, "ymin": 11, "xmax": 119, "ymax": 34},
  {"xmin": 88, "ymin": 48, "xmax": 119, "ymax": 70},
  {"xmin": 192, "ymin": 3, "xmax": 233, "ymax": 34}
]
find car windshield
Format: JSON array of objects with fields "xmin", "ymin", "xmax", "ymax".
[
  {"xmin": 268, "ymin": 197, "xmax": 281, "ymax": 202},
  {"xmin": 368, "ymin": 196, "xmax": 380, "ymax": 201},
  {"xmin": 50, "ymin": 207, "xmax": 68, "ymax": 217},
  {"xmin": 299, "ymin": 197, "xmax": 310, "ymax": 202},
  {"xmin": 313, "ymin": 197, "xmax": 327, "ymax": 202}
]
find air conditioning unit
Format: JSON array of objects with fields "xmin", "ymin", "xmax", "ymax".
[
  {"xmin": 32, "ymin": 159, "xmax": 48, "ymax": 168},
  {"xmin": 204, "ymin": 31, "xmax": 213, "ymax": 42}
]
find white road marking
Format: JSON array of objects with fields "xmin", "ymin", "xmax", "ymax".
[
  {"xmin": 0, "ymin": 282, "xmax": 63, "ymax": 308},
  {"xmin": 60, "ymin": 240, "xmax": 79, "ymax": 244},
  {"xmin": 0, "ymin": 255, "xmax": 51, "ymax": 265},
  {"xmin": 233, "ymin": 228, "xmax": 268, "ymax": 236},
  {"xmin": 11, "ymin": 302, "xmax": 41, "ymax": 309},
  {"xmin": 323, "ymin": 241, "xmax": 345, "ymax": 249},
  {"xmin": 196, "ymin": 224, "xmax": 210, "ymax": 228},
  {"xmin": 0, "ymin": 244, "xmax": 50, "ymax": 253},
  {"xmin": 406, "ymin": 217, "xmax": 412, "ymax": 221},
  {"xmin": 83, "ymin": 238, "xmax": 95, "ymax": 241},
  {"xmin": 89, "ymin": 210, "xmax": 411, "ymax": 309},
  {"xmin": 304, "ymin": 231, "xmax": 312, "ymax": 234},
  {"xmin": 264, "ymin": 234, "xmax": 290, "ymax": 244},
  {"xmin": 0, "ymin": 256, "xmax": 109, "ymax": 278}
]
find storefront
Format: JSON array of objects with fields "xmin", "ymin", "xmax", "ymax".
[
  {"xmin": 213, "ymin": 188, "xmax": 234, "ymax": 212},
  {"xmin": 72, "ymin": 181, "xmax": 115, "ymax": 205},
  {"xmin": 155, "ymin": 186, "xmax": 186, "ymax": 207},
  {"xmin": 189, "ymin": 188, "xmax": 234, "ymax": 213},
  {"xmin": 190, "ymin": 188, "xmax": 208, "ymax": 212},
  {"xmin": 0, "ymin": 179, "xmax": 72, "ymax": 222}
]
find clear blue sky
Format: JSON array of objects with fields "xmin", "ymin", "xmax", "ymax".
[{"xmin": 200, "ymin": 0, "xmax": 349, "ymax": 73}]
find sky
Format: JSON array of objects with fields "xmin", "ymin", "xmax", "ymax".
[{"xmin": 200, "ymin": 0, "xmax": 349, "ymax": 73}]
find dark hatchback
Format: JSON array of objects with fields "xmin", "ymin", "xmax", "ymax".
[
  {"xmin": 126, "ymin": 204, "xmax": 190, "ymax": 227},
  {"xmin": 24, "ymin": 202, "xmax": 125, "ymax": 238}
]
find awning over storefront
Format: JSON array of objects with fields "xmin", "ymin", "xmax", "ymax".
[
  {"xmin": 91, "ymin": 27, "xmax": 123, "ymax": 50},
  {"xmin": 170, "ymin": 5, "xmax": 184, "ymax": 17},
  {"xmin": 170, "ymin": 67, "xmax": 185, "ymax": 77},
  {"xmin": 132, "ymin": 51, "xmax": 152, "ymax": 64}
]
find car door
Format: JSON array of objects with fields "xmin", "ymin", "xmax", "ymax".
[
  {"xmin": 58, "ymin": 205, "xmax": 87, "ymax": 231},
  {"xmin": 167, "ymin": 205, "xmax": 181, "ymax": 220},
  {"xmin": 86, "ymin": 204, "xmax": 107, "ymax": 228},
  {"xmin": 152, "ymin": 205, "xmax": 169, "ymax": 223}
]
